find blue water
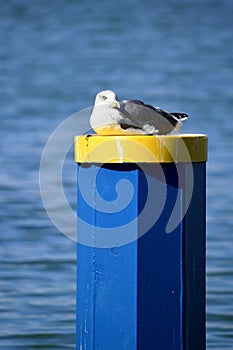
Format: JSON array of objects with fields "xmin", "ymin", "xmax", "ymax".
[{"xmin": 0, "ymin": 0, "xmax": 232, "ymax": 348}]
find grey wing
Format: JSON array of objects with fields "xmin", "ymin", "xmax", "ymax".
[{"xmin": 119, "ymin": 100, "xmax": 178, "ymax": 134}]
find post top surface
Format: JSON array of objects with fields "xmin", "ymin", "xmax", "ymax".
[{"xmin": 74, "ymin": 134, "xmax": 208, "ymax": 163}]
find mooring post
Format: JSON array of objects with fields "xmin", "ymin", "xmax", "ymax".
[{"xmin": 74, "ymin": 134, "xmax": 208, "ymax": 350}]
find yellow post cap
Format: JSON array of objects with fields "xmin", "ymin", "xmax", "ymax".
[{"xmin": 74, "ymin": 134, "xmax": 208, "ymax": 163}]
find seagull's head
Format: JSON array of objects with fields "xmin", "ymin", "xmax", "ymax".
[{"xmin": 94, "ymin": 90, "xmax": 120, "ymax": 108}]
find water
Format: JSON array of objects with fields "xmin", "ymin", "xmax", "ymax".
[{"xmin": 0, "ymin": 0, "xmax": 232, "ymax": 348}]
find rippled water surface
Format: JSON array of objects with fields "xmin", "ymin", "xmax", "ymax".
[{"xmin": 0, "ymin": 0, "xmax": 232, "ymax": 348}]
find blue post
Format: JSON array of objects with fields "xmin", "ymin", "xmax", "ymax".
[{"xmin": 74, "ymin": 135, "xmax": 207, "ymax": 350}]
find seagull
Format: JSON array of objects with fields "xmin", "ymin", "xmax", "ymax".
[{"xmin": 90, "ymin": 90, "xmax": 188, "ymax": 135}]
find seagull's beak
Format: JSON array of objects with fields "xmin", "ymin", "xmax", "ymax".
[{"xmin": 113, "ymin": 100, "xmax": 121, "ymax": 108}]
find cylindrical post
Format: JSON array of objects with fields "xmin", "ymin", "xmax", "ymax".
[{"xmin": 74, "ymin": 134, "xmax": 208, "ymax": 350}]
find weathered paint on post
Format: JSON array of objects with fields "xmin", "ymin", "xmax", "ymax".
[{"xmin": 74, "ymin": 134, "xmax": 207, "ymax": 350}]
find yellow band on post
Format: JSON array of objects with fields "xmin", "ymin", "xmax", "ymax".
[{"xmin": 74, "ymin": 134, "xmax": 208, "ymax": 163}]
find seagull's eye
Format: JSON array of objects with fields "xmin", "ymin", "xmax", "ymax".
[{"xmin": 101, "ymin": 95, "xmax": 107, "ymax": 100}]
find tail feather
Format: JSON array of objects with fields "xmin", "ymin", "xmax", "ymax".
[{"xmin": 171, "ymin": 112, "xmax": 189, "ymax": 121}]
